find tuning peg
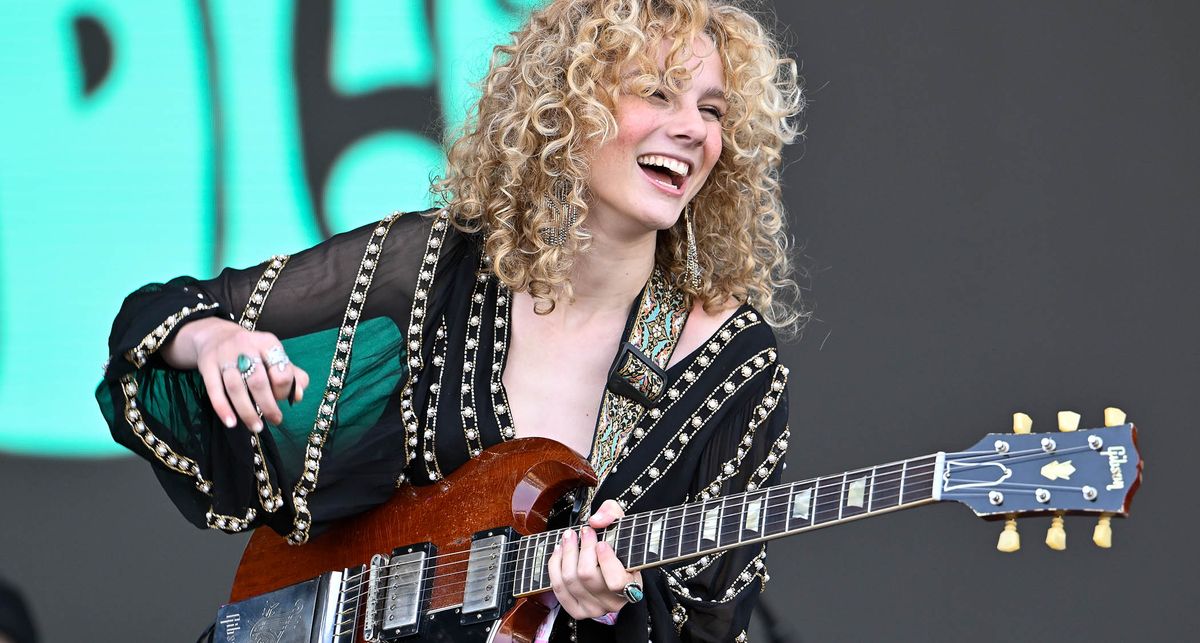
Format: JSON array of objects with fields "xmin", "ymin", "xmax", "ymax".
[
  {"xmin": 1012, "ymin": 412, "xmax": 1032, "ymax": 434},
  {"xmin": 1093, "ymin": 513, "xmax": 1113, "ymax": 548},
  {"xmin": 1045, "ymin": 513, "xmax": 1067, "ymax": 550},
  {"xmin": 1104, "ymin": 407, "xmax": 1127, "ymax": 427},
  {"xmin": 1057, "ymin": 411, "xmax": 1081, "ymax": 432},
  {"xmin": 996, "ymin": 515, "xmax": 1020, "ymax": 553}
]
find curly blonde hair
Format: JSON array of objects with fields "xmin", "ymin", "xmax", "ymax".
[{"xmin": 433, "ymin": 0, "xmax": 807, "ymax": 334}]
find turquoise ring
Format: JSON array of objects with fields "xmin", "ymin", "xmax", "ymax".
[
  {"xmin": 236, "ymin": 353, "xmax": 258, "ymax": 377},
  {"xmin": 621, "ymin": 582, "xmax": 644, "ymax": 603}
]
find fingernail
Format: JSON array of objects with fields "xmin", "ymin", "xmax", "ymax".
[
  {"xmin": 252, "ymin": 423, "xmax": 263, "ymax": 433},
  {"xmin": 224, "ymin": 416, "xmax": 236, "ymax": 428},
  {"xmin": 563, "ymin": 529, "xmax": 574, "ymax": 543}
]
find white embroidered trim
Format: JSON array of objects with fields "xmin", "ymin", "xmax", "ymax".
[{"xmin": 285, "ymin": 213, "xmax": 400, "ymax": 545}]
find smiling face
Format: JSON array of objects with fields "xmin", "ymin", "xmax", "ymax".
[{"xmin": 584, "ymin": 35, "xmax": 728, "ymax": 241}]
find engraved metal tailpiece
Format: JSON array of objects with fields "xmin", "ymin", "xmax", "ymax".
[
  {"xmin": 685, "ymin": 204, "xmax": 700, "ymax": 289},
  {"xmin": 539, "ymin": 180, "xmax": 577, "ymax": 246}
]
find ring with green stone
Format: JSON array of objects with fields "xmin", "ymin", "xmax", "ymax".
[
  {"xmin": 237, "ymin": 353, "xmax": 258, "ymax": 376},
  {"xmin": 620, "ymin": 582, "xmax": 644, "ymax": 603}
]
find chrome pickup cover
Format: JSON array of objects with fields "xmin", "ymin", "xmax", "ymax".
[
  {"xmin": 380, "ymin": 548, "xmax": 429, "ymax": 638},
  {"xmin": 461, "ymin": 533, "xmax": 509, "ymax": 620}
]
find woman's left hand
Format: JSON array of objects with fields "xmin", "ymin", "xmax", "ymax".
[{"xmin": 547, "ymin": 499, "xmax": 643, "ymax": 620}]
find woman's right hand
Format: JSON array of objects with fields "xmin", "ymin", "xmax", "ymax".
[{"xmin": 164, "ymin": 317, "xmax": 310, "ymax": 432}]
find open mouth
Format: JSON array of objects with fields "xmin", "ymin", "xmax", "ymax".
[{"xmin": 637, "ymin": 154, "xmax": 689, "ymax": 191}]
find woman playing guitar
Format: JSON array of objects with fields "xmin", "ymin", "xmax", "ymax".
[{"xmin": 96, "ymin": 1, "xmax": 805, "ymax": 639}]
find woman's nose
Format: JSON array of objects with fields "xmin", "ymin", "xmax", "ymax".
[{"xmin": 667, "ymin": 104, "xmax": 708, "ymax": 147}]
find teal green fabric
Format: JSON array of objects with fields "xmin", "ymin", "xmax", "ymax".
[{"xmin": 270, "ymin": 316, "xmax": 406, "ymax": 469}]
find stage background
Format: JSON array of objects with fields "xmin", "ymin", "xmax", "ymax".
[{"xmin": 1, "ymin": 0, "xmax": 1195, "ymax": 640}]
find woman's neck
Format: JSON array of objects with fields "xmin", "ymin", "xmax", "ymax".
[{"xmin": 564, "ymin": 227, "xmax": 657, "ymax": 319}]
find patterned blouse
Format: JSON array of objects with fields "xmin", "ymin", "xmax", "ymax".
[{"xmin": 96, "ymin": 209, "xmax": 791, "ymax": 642}]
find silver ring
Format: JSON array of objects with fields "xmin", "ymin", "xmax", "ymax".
[
  {"xmin": 620, "ymin": 582, "xmax": 644, "ymax": 604},
  {"xmin": 265, "ymin": 345, "xmax": 290, "ymax": 372}
]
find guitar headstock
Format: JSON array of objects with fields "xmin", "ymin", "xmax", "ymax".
[{"xmin": 936, "ymin": 407, "xmax": 1142, "ymax": 552}]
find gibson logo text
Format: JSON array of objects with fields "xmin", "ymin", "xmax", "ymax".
[{"xmin": 1105, "ymin": 446, "xmax": 1127, "ymax": 491}]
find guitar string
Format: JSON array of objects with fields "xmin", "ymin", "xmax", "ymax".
[
  {"xmin": 353, "ymin": 465, "xmax": 1109, "ymax": 613},
  {"xmin": 330, "ymin": 459, "xmax": 938, "ymax": 587},
  {"xmin": 500, "ymin": 471, "xmax": 949, "ymax": 596},
  {"xmin": 331, "ymin": 465, "xmax": 943, "ymax": 600},
  {"xmin": 326, "ymin": 465, "xmax": 940, "ymax": 606},
  {"xmin": 947, "ymin": 444, "xmax": 1095, "ymax": 468},
  {"xmin": 338, "ymin": 471, "xmax": 941, "ymax": 624},
  {"xmin": 330, "ymin": 455, "xmax": 1096, "ymax": 604},
  {"xmin": 326, "ymin": 441, "xmax": 1101, "ymax": 601},
  {"xmin": 315, "ymin": 438, "xmax": 1114, "ymax": 628},
  {"xmin": 334, "ymin": 451, "xmax": 1095, "ymax": 601},
  {"xmin": 403, "ymin": 472, "xmax": 949, "ymax": 613}
]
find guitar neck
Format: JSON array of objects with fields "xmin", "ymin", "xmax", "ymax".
[{"xmin": 513, "ymin": 453, "xmax": 942, "ymax": 596}]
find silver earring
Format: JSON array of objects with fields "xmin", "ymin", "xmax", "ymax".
[
  {"xmin": 685, "ymin": 203, "xmax": 701, "ymax": 289},
  {"xmin": 539, "ymin": 180, "xmax": 577, "ymax": 246}
]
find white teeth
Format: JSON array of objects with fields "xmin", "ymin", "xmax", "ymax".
[{"xmin": 637, "ymin": 154, "xmax": 689, "ymax": 177}]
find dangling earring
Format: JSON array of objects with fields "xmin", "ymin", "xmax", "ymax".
[
  {"xmin": 539, "ymin": 180, "xmax": 577, "ymax": 246},
  {"xmin": 685, "ymin": 203, "xmax": 701, "ymax": 289}
]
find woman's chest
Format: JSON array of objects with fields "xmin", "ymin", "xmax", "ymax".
[{"xmin": 502, "ymin": 314, "xmax": 624, "ymax": 456}]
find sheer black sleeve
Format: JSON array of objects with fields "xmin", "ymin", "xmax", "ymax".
[
  {"xmin": 95, "ymin": 210, "xmax": 468, "ymax": 541},
  {"xmin": 604, "ymin": 360, "xmax": 792, "ymax": 643}
]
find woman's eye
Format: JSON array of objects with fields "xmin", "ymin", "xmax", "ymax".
[
  {"xmin": 701, "ymin": 106, "xmax": 725, "ymax": 121},
  {"xmin": 648, "ymin": 90, "xmax": 669, "ymax": 102}
]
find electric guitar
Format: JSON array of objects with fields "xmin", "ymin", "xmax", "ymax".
[{"xmin": 214, "ymin": 408, "xmax": 1142, "ymax": 642}]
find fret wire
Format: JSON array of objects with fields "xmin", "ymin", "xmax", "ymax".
[
  {"xmin": 899, "ymin": 460, "xmax": 909, "ymax": 504},
  {"xmin": 811, "ymin": 477, "xmax": 821, "ymax": 525},
  {"xmin": 644, "ymin": 508, "xmax": 658, "ymax": 563},
  {"xmin": 677, "ymin": 505, "xmax": 686, "ymax": 559},
  {"xmin": 515, "ymin": 536, "xmax": 525, "ymax": 595},
  {"xmin": 523, "ymin": 535, "xmax": 532, "ymax": 595},
  {"xmin": 837, "ymin": 471, "xmax": 848, "ymax": 520},
  {"xmin": 715, "ymin": 497, "xmax": 726, "ymax": 547},
  {"xmin": 867, "ymin": 466, "xmax": 877, "ymax": 512}
]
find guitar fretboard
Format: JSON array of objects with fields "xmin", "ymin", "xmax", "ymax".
[{"xmin": 512, "ymin": 454, "xmax": 940, "ymax": 596}]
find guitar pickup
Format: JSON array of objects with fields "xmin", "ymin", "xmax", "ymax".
[
  {"xmin": 461, "ymin": 528, "xmax": 516, "ymax": 625},
  {"xmin": 378, "ymin": 541, "xmax": 435, "ymax": 640}
]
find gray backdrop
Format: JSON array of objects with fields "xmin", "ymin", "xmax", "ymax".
[{"xmin": 2, "ymin": 1, "xmax": 1196, "ymax": 641}]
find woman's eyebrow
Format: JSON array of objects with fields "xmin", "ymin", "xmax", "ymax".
[{"xmin": 699, "ymin": 86, "xmax": 728, "ymax": 102}]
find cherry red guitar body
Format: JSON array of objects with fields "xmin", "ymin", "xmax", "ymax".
[{"xmin": 229, "ymin": 438, "xmax": 596, "ymax": 643}]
